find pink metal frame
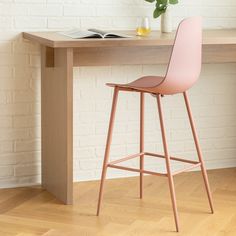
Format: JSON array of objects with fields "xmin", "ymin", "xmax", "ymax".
[
  {"xmin": 140, "ymin": 92, "xmax": 144, "ymax": 199},
  {"xmin": 97, "ymin": 88, "xmax": 214, "ymax": 232}
]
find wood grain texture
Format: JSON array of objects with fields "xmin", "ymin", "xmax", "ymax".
[
  {"xmin": 73, "ymin": 44, "xmax": 236, "ymax": 66},
  {"xmin": 41, "ymin": 46, "xmax": 73, "ymax": 204},
  {"xmin": 23, "ymin": 29, "xmax": 236, "ymax": 48},
  {"xmin": 0, "ymin": 168, "xmax": 235, "ymax": 235},
  {"xmin": 73, "ymin": 46, "xmax": 172, "ymax": 66},
  {"xmin": 24, "ymin": 30, "xmax": 236, "ymax": 67}
]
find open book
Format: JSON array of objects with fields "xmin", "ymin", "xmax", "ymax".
[{"xmin": 60, "ymin": 28, "xmax": 131, "ymax": 39}]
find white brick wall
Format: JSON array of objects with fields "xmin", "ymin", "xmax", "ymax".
[{"xmin": 0, "ymin": 0, "xmax": 236, "ymax": 187}]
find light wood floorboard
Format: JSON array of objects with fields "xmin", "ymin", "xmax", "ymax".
[{"xmin": 0, "ymin": 168, "xmax": 235, "ymax": 235}]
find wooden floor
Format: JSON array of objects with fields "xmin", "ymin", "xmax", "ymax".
[{"xmin": 0, "ymin": 168, "xmax": 235, "ymax": 236}]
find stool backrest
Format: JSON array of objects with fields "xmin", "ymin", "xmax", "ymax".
[{"xmin": 156, "ymin": 16, "xmax": 202, "ymax": 95}]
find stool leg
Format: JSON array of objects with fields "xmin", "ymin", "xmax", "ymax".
[
  {"xmin": 183, "ymin": 91, "xmax": 214, "ymax": 214},
  {"xmin": 97, "ymin": 87, "xmax": 119, "ymax": 216},
  {"xmin": 157, "ymin": 94, "xmax": 180, "ymax": 232},
  {"xmin": 140, "ymin": 92, "xmax": 145, "ymax": 199}
]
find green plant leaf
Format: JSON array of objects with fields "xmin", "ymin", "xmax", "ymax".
[
  {"xmin": 156, "ymin": 1, "xmax": 167, "ymax": 10},
  {"xmin": 158, "ymin": 0, "xmax": 168, "ymax": 4},
  {"xmin": 145, "ymin": 0, "xmax": 177, "ymax": 18},
  {"xmin": 153, "ymin": 8, "xmax": 166, "ymax": 18},
  {"xmin": 169, "ymin": 0, "xmax": 178, "ymax": 4}
]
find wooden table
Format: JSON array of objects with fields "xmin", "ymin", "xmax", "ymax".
[{"xmin": 23, "ymin": 29, "xmax": 236, "ymax": 204}]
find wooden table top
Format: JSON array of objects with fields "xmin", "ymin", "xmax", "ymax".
[{"xmin": 23, "ymin": 29, "xmax": 236, "ymax": 48}]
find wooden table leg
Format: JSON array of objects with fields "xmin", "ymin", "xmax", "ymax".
[{"xmin": 41, "ymin": 46, "xmax": 73, "ymax": 204}]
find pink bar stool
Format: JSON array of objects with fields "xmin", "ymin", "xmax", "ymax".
[{"xmin": 97, "ymin": 17, "xmax": 214, "ymax": 232}]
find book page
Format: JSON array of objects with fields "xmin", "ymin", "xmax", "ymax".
[
  {"xmin": 88, "ymin": 29, "xmax": 107, "ymax": 37},
  {"xmin": 59, "ymin": 28, "xmax": 132, "ymax": 39},
  {"xmin": 88, "ymin": 29, "xmax": 132, "ymax": 38},
  {"xmin": 60, "ymin": 29, "xmax": 101, "ymax": 39}
]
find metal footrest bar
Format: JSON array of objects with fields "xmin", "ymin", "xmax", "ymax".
[
  {"xmin": 108, "ymin": 151, "xmax": 200, "ymax": 166},
  {"xmin": 107, "ymin": 151, "xmax": 202, "ymax": 177},
  {"xmin": 172, "ymin": 163, "xmax": 202, "ymax": 176},
  {"xmin": 107, "ymin": 164, "xmax": 167, "ymax": 177},
  {"xmin": 109, "ymin": 152, "xmax": 144, "ymax": 165},
  {"xmin": 144, "ymin": 152, "xmax": 199, "ymax": 164}
]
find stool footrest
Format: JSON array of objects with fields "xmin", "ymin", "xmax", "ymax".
[
  {"xmin": 172, "ymin": 163, "xmax": 201, "ymax": 175},
  {"xmin": 145, "ymin": 152, "xmax": 199, "ymax": 164},
  {"xmin": 109, "ymin": 152, "xmax": 144, "ymax": 165},
  {"xmin": 107, "ymin": 151, "xmax": 202, "ymax": 176},
  {"xmin": 107, "ymin": 164, "xmax": 167, "ymax": 177}
]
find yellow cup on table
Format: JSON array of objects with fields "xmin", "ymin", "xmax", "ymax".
[{"xmin": 136, "ymin": 17, "xmax": 151, "ymax": 36}]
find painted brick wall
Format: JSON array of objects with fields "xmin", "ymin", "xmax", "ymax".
[{"xmin": 0, "ymin": 0, "xmax": 236, "ymax": 187}]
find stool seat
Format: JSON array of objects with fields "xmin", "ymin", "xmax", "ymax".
[{"xmin": 106, "ymin": 76, "xmax": 164, "ymax": 93}]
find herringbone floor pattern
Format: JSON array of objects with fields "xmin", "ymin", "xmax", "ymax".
[{"xmin": 0, "ymin": 168, "xmax": 235, "ymax": 236}]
